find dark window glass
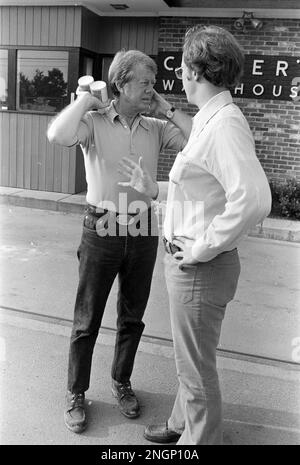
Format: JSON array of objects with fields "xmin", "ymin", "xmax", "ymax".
[
  {"xmin": 0, "ymin": 49, "xmax": 8, "ymax": 109},
  {"xmin": 17, "ymin": 50, "xmax": 68, "ymax": 112}
]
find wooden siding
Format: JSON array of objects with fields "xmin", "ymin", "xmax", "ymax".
[
  {"xmin": 0, "ymin": 112, "xmax": 85, "ymax": 194},
  {"xmin": 165, "ymin": 0, "xmax": 300, "ymax": 7},
  {"xmin": 81, "ymin": 8, "xmax": 159, "ymax": 55},
  {"xmin": 0, "ymin": 5, "xmax": 81, "ymax": 47}
]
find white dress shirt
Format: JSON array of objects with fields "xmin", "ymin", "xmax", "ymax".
[{"xmin": 163, "ymin": 90, "xmax": 272, "ymax": 262}]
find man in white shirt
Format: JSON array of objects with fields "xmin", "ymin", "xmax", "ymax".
[{"xmin": 123, "ymin": 26, "xmax": 271, "ymax": 445}]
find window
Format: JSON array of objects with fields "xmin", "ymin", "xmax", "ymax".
[
  {"xmin": 0, "ymin": 49, "xmax": 8, "ymax": 109},
  {"xmin": 17, "ymin": 50, "xmax": 68, "ymax": 113}
]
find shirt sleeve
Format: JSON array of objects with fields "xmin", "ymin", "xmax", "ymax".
[
  {"xmin": 160, "ymin": 120, "xmax": 187, "ymax": 152},
  {"xmin": 76, "ymin": 112, "xmax": 95, "ymax": 150},
  {"xmin": 191, "ymin": 118, "xmax": 272, "ymax": 262}
]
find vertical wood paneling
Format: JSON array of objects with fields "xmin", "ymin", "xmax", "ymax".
[
  {"xmin": 1, "ymin": 114, "xmax": 9, "ymax": 185},
  {"xmin": 9, "ymin": 114, "xmax": 17, "ymax": 186},
  {"xmin": 145, "ymin": 19, "xmax": 159, "ymax": 55},
  {"xmin": 80, "ymin": 11, "xmax": 159, "ymax": 55},
  {"xmin": 45, "ymin": 120, "xmax": 54, "ymax": 191},
  {"xmin": 24, "ymin": 115, "xmax": 32, "ymax": 189},
  {"xmin": 112, "ymin": 19, "xmax": 122, "ymax": 52},
  {"xmin": 120, "ymin": 19, "xmax": 129, "ymax": 49},
  {"xmin": 137, "ymin": 21, "xmax": 146, "ymax": 52},
  {"xmin": 2, "ymin": 114, "xmax": 10, "ymax": 186},
  {"xmin": 49, "ymin": 7, "xmax": 58, "ymax": 46},
  {"xmin": 65, "ymin": 7, "xmax": 75, "ymax": 46},
  {"xmin": 0, "ymin": 5, "xmax": 81, "ymax": 46},
  {"xmin": 0, "ymin": 113, "xmax": 79, "ymax": 193},
  {"xmin": 61, "ymin": 146, "xmax": 70, "ymax": 193},
  {"xmin": 16, "ymin": 114, "xmax": 25, "ymax": 187},
  {"xmin": 31, "ymin": 115, "xmax": 39, "ymax": 189},
  {"xmin": 0, "ymin": 112, "xmax": 79, "ymax": 194},
  {"xmin": 38, "ymin": 116, "xmax": 47, "ymax": 190},
  {"xmin": 0, "ymin": 8, "xmax": 2, "ymax": 45},
  {"xmin": 41, "ymin": 7, "xmax": 50, "ymax": 46},
  {"xmin": 17, "ymin": 7, "xmax": 26, "ymax": 45},
  {"xmin": 53, "ymin": 145, "xmax": 62, "ymax": 192},
  {"xmin": 57, "ymin": 7, "xmax": 66, "ymax": 46},
  {"xmin": 25, "ymin": 7, "xmax": 34, "ymax": 46},
  {"xmin": 1, "ymin": 7, "xmax": 10, "ymax": 45},
  {"xmin": 9, "ymin": 7, "xmax": 17, "ymax": 44},
  {"xmin": 0, "ymin": 113, "xmax": 2, "ymax": 184},
  {"xmin": 33, "ymin": 7, "xmax": 42, "ymax": 45},
  {"xmin": 68, "ymin": 149, "xmax": 76, "ymax": 193},
  {"xmin": 129, "ymin": 20, "xmax": 138, "ymax": 50},
  {"xmin": 73, "ymin": 7, "xmax": 82, "ymax": 47}
]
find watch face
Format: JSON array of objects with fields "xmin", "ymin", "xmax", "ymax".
[{"xmin": 166, "ymin": 109, "xmax": 174, "ymax": 119}]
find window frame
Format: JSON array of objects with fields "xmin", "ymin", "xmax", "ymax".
[
  {"xmin": 0, "ymin": 48, "xmax": 9, "ymax": 109},
  {"xmin": 0, "ymin": 46, "xmax": 80, "ymax": 115}
]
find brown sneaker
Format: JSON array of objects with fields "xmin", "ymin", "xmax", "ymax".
[
  {"xmin": 64, "ymin": 391, "xmax": 87, "ymax": 434},
  {"xmin": 111, "ymin": 379, "xmax": 140, "ymax": 419}
]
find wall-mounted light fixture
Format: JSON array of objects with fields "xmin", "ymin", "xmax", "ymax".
[
  {"xmin": 234, "ymin": 12, "xmax": 263, "ymax": 32},
  {"xmin": 110, "ymin": 3, "xmax": 129, "ymax": 9}
]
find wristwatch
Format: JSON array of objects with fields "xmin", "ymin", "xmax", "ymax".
[{"xmin": 166, "ymin": 106, "xmax": 176, "ymax": 119}]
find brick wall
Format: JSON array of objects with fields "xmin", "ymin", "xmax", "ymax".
[{"xmin": 157, "ymin": 16, "xmax": 300, "ymax": 183}]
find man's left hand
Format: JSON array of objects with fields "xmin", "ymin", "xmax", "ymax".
[{"xmin": 118, "ymin": 156, "xmax": 158, "ymax": 199}]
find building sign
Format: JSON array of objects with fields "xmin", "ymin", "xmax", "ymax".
[{"xmin": 155, "ymin": 52, "xmax": 300, "ymax": 102}]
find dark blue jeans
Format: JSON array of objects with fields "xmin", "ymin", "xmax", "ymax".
[{"xmin": 67, "ymin": 213, "xmax": 158, "ymax": 394}]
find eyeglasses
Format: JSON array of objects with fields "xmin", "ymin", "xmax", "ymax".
[{"xmin": 174, "ymin": 67, "xmax": 183, "ymax": 80}]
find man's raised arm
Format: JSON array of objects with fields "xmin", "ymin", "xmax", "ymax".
[{"xmin": 47, "ymin": 93, "xmax": 105, "ymax": 147}]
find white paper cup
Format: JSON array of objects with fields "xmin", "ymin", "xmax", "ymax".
[
  {"xmin": 78, "ymin": 75, "xmax": 94, "ymax": 91},
  {"xmin": 89, "ymin": 81, "xmax": 108, "ymax": 103}
]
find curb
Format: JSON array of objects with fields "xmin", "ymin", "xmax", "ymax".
[{"xmin": 0, "ymin": 186, "xmax": 299, "ymax": 243}]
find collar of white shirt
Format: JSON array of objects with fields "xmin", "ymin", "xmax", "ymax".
[{"xmin": 192, "ymin": 90, "xmax": 233, "ymax": 134}]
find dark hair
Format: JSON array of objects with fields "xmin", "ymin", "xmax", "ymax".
[
  {"xmin": 183, "ymin": 25, "xmax": 244, "ymax": 88},
  {"xmin": 108, "ymin": 49, "xmax": 157, "ymax": 97}
]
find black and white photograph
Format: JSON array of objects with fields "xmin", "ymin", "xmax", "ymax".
[{"xmin": 0, "ymin": 0, "xmax": 299, "ymax": 450}]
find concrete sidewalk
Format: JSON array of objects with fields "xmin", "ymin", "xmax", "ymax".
[
  {"xmin": 0, "ymin": 189, "xmax": 299, "ymax": 445},
  {"xmin": 1, "ymin": 309, "xmax": 300, "ymax": 445},
  {"xmin": 0, "ymin": 183, "xmax": 300, "ymax": 243}
]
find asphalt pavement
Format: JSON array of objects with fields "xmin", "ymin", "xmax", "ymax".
[{"xmin": 0, "ymin": 198, "xmax": 299, "ymax": 446}]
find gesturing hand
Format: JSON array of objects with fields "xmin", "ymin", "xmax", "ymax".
[{"xmin": 118, "ymin": 157, "xmax": 158, "ymax": 199}]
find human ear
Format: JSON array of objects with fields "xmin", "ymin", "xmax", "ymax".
[
  {"xmin": 192, "ymin": 69, "xmax": 200, "ymax": 81},
  {"xmin": 115, "ymin": 81, "xmax": 124, "ymax": 93}
]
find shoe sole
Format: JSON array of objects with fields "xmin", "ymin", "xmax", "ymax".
[
  {"xmin": 64, "ymin": 420, "xmax": 87, "ymax": 434},
  {"xmin": 64, "ymin": 413, "xmax": 87, "ymax": 434},
  {"xmin": 143, "ymin": 432, "xmax": 180, "ymax": 444},
  {"xmin": 111, "ymin": 388, "xmax": 140, "ymax": 419}
]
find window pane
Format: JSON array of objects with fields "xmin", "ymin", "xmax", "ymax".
[
  {"xmin": 0, "ymin": 49, "xmax": 8, "ymax": 109},
  {"xmin": 17, "ymin": 50, "xmax": 68, "ymax": 113}
]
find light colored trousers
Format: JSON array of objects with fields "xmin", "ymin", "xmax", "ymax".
[{"xmin": 165, "ymin": 248, "xmax": 241, "ymax": 445}]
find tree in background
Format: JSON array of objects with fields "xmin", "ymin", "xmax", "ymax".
[{"xmin": 19, "ymin": 67, "xmax": 67, "ymax": 111}]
